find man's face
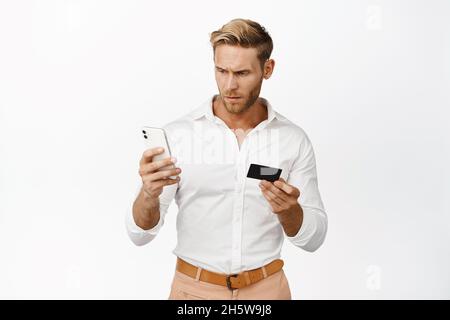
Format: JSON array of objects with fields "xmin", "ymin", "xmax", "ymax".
[{"xmin": 214, "ymin": 45, "xmax": 269, "ymax": 114}]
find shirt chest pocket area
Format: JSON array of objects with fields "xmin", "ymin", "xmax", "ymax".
[{"xmin": 178, "ymin": 163, "xmax": 236, "ymax": 195}]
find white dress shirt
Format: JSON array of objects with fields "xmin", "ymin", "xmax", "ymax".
[{"xmin": 126, "ymin": 95, "xmax": 327, "ymax": 274}]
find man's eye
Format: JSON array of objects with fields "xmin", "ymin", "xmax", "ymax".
[{"xmin": 237, "ymin": 72, "xmax": 248, "ymax": 76}]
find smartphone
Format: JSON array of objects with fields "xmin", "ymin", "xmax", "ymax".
[{"xmin": 141, "ymin": 126, "xmax": 177, "ymax": 179}]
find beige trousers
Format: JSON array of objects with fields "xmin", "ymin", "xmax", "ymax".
[{"xmin": 168, "ymin": 269, "xmax": 292, "ymax": 300}]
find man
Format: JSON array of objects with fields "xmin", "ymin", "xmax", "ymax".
[{"xmin": 126, "ymin": 18, "xmax": 327, "ymax": 300}]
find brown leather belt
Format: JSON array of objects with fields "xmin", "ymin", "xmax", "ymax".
[{"xmin": 176, "ymin": 257, "xmax": 284, "ymax": 290}]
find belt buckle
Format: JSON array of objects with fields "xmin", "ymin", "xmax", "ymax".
[{"xmin": 226, "ymin": 274, "xmax": 238, "ymax": 290}]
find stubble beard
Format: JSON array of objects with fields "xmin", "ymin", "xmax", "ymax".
[{"xmin": 221, "ymin": 84, "xmax": 262, "ymax": 115}]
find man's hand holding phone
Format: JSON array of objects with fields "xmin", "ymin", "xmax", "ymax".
[{"xmin": 138, "ymin": 147, "xmax": 181, "ymax": 199}]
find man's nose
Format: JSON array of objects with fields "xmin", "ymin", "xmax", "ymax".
[{"xmin": 225, "ymin": 74, "xmax": 238, "ymax": 91}]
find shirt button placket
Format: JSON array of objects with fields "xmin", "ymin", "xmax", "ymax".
[{"xmin": 230, "ymin": 140, "xmax": 248, "ymax": 273}]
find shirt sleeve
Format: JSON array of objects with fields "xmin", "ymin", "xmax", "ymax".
[
  {"xmin": 125, "ymin": 177, "xmax": 178, "ymax": 246},
  {"xmin": 285, "ymin": 131, "xmax": 328, "ymax": 252}
]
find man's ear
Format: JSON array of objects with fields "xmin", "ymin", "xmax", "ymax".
[{"xmin": 263, "ymin": 59, "xmax": 275, "ymax": 79}]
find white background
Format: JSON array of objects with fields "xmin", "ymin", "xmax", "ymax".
[{"xmin": 0, "ymin": 0, "xmax": 449, "ymax": 299}]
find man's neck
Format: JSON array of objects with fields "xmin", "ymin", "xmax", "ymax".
[{"xmin": 212, "ymin": 95, "xmax": 268, "ymax": 131}]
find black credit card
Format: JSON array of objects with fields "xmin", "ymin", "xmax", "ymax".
[{"xmin": 246, "ymin": 163, "xmax": 282, "ymax": 182}]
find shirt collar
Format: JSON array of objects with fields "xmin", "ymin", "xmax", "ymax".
[{"xmin": 190, "ymin": 94, "xmax": 283, "ymax": 124}]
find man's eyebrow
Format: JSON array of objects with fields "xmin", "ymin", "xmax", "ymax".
[{"xmin": 215, "ymin": 66, "xmax": 251, "ymax": 73}]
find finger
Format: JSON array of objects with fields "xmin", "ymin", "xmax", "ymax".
[
  {"xmin": 143, "ymin": 176, "xmax": 180, "ymax": 194},
  {"xmin": 273, "ymin": 179, "xmax": 300, "ymax": 198},
  {"xmin": 260, "ymin": 185, "xmax": 284, "ymax": 207},
  {"xmin": 261, "ymin": 181, "xmax": 290, "ymax": 202},
  {"xmin": 148, "ymin": 167, "xmax": 182, "ymax": 182},
  {"xmin": 143, "ymin": 174, "xmax": 180, "ymax": 185},
  {"xmin": 140, "ymin": 147, "xmax": 165, "ymax": 166},
  {"xmin": 152, "ymin": 176, "xmax": 180, "ymax": 188},
  {"xmin": 261, "ymin": 190, "xmax": 282, "ymax": 212},
  {"xmin": 153, "ymin": 157, "xmax": 177, "ymax": 170},
  {"xmin": 140, "ymin": 157, "xmax": 176, "ymax": 176}
]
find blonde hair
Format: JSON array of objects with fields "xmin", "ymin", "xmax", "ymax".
[{"xmin": 209, "ymin": 18, "xmax": 273, "ymax": 69}]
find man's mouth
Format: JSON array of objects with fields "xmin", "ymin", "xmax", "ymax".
[{"xmin": 225, "ymin": 96, "xmax": 241, "ymax": 101}]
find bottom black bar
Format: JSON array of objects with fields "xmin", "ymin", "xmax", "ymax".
[{"xmin": 0, "ymin": 300, "xmax": 448, "ymax": 319}]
